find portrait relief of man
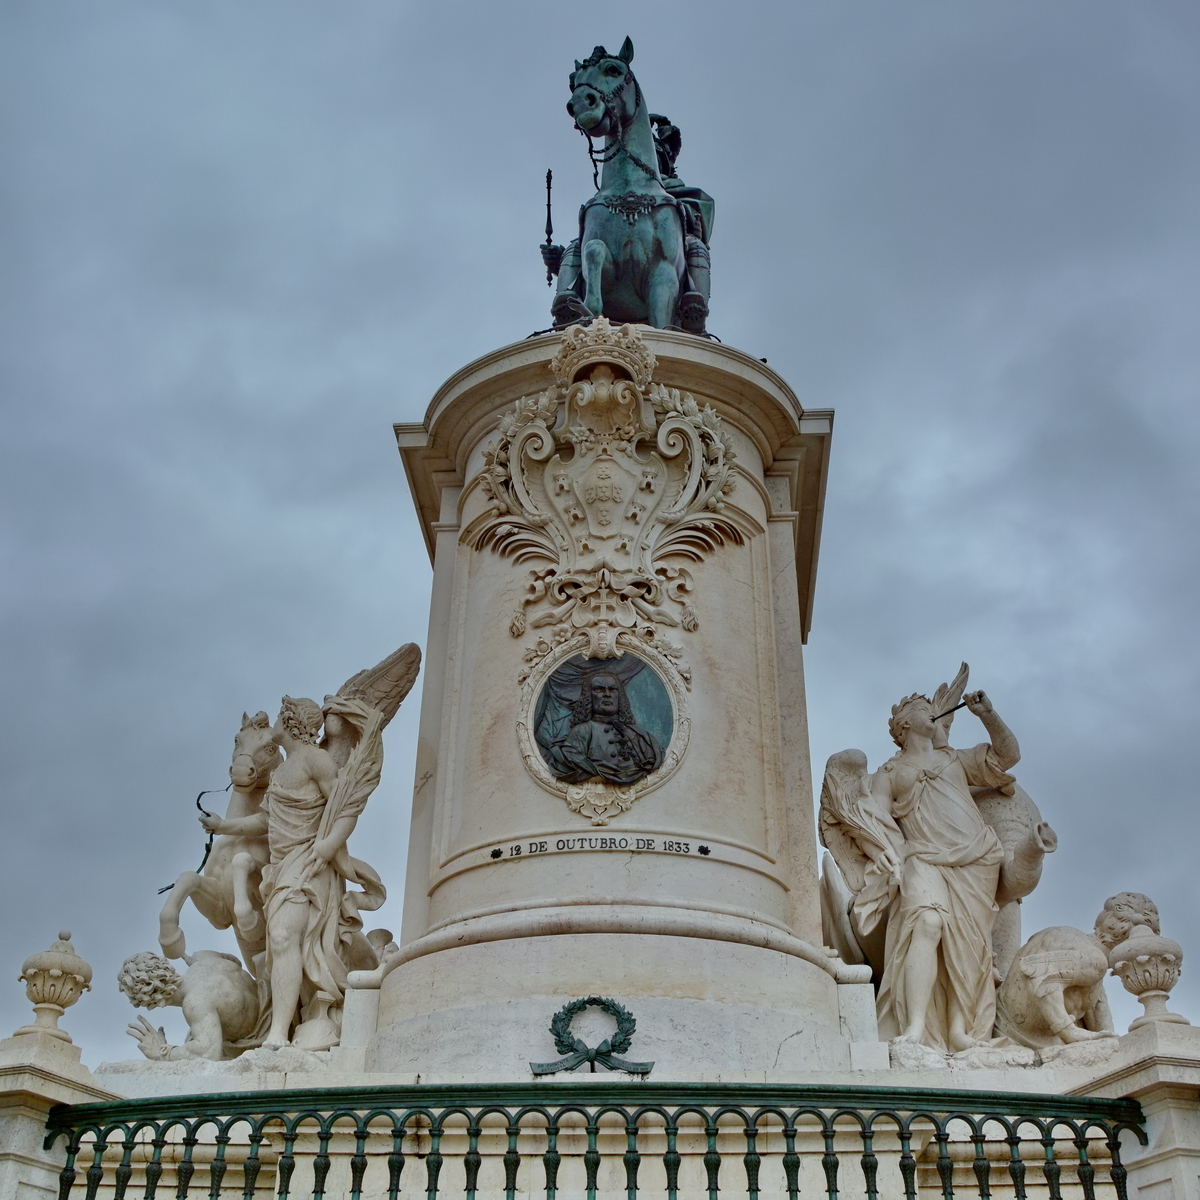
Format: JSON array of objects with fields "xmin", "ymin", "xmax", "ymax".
[{"xmin": 536, "ymin": 660, "xmax": 669, "ymax": 788}]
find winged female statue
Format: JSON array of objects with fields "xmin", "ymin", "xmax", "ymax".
[
  {"xmin": 200, "ymin": 643, "xmax": 421, "ymax": 1051},
  {"xmin": 819, "ymin": 664, "xmax": 1056, "ymax": 1054}
]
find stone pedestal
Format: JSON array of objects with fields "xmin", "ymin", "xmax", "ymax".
[
  {"xmin": 0, "ymin": 1031, "xmax": 117, "ymax": 1197},
  {"xmin": 1074, "ymin": 1023, "xmax": 1200, "ymax": 1200},
  {"xmin": 377, "ymin": 321, "xmax": 867, "ymax": 1078}
]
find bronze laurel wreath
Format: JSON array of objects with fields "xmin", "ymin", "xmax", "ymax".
[{"xmin": 549, "ymin": 995, "xmax": 636, "ymax": 1056}]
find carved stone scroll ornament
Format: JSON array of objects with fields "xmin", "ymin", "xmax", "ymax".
[{"xmin": 467, "ymin": 319, "xmax": 742, "ymax": 663}]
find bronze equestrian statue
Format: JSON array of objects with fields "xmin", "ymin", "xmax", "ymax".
[{"xmin": 542, "ymin": 39, "xmax": 714, "ymax": 335}]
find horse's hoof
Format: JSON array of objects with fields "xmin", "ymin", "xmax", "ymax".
[
  {"xmin": 235, "ymin": 909, "xmax": 263, "ymax": 939},
  {"xmin": 678, "ymin": 292, "xmax": 709, "ymax": 336},
  {"xmin": 551, "ymin": 293, "xmax": 591, "ymax": 328},
  {"xmin": 159, "ymin": 929, "xmax": 186, "ymax": 959}
]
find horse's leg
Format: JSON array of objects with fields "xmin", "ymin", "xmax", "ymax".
[
  {"xmin": 158, "ymin": 872, "xmax": 200, "ymax": 959},
  {"xmin": 647, "ymin": 257, "xmax": 681, "ymax": 330},
  {"xmin": 581, "ymin": 238, "xmax": 611, "ymax": 318},
  {"xmin": 231, "ymin": 851, "xmax": 264, "ymax": 939}
]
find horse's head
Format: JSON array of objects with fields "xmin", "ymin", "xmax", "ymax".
[
  {"xmin": 568, "ymin": 37, "xmax": 638, "ymax": 136},
  {"xmin": 230, "ymin": 710, "xmax": 282, "ymax": 790}
]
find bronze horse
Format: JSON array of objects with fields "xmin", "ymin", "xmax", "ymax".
[{"xmin": 549, "ymin": 39, "xmax": 712, "ymax": 334}]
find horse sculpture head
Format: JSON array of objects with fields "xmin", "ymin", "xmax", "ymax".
[
  {"xmin": 567, "ymin": 37, "xmax": 639, "ymax": 137},
  {"xmin": 230, "ymin": 710, "xmax": 282, "ymax": 791}
]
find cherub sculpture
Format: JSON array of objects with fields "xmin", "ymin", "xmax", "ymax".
[
  {"xmin": 194, "ymin": 643, "xmax": 421, "ymax": 1051},
  {"xmin": 995, "ymin": 892, "xmax": 1159, "ymax": 1048},
  {"xmin": 119, "ymin": 950, "xmax": 261, "ymax": 1061},
  {"xmin": 819, "ymin": 663, "xmax": 1057, "ymax": 1054}
]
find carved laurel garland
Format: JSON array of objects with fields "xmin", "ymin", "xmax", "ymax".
[
  {"xmin": 464, "ymin": 318, "xmax": 743, "ymax": 663},
  {"xmin": 516, "ymin": 632, "xmax": 692, "ymax": 826}
]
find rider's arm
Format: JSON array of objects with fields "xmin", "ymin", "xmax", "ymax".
[{"xmin": 200, "ymin": 812, "xmax": 267, "ymax": 837}]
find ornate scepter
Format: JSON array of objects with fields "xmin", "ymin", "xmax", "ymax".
[{"xmin": 544, "ymin": 168, "xmax": 555, "ymax": 285}]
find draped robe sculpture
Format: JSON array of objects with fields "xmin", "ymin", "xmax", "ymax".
[
  {"xmin": 820, "ymin": 664, "xmax": 1056, "ymax": 1054},
  {"xmin": 190, "ymin": 644, "xmax": 420, "ymax": 1051}
]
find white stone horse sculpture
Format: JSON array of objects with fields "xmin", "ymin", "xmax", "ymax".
[{"xmin": 157, "ymin": 711, "xmax": 279, "ymax": 975}]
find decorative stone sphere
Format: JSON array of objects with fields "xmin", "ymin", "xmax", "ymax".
[
  {"xmin": 1110, "ymin": 923, "xmax": 1189, "ymax": 1030},
  {"xmin": 15, "ymin": 930, "xmax": 93, "ymax": 1042}
]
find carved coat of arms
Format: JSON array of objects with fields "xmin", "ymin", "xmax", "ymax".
[{"xmin": 464, "ymin": 319, "xmax": 743, "ymax": 668}]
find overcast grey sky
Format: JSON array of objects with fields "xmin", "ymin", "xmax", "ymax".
[{"xmin": 2, "ymin": 3, "xmax": 1197, "ymax": 1064}]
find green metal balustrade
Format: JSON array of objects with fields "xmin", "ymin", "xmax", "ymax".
[{"xmin": 43, "ymin": 1082, "xmax": 1145, "ymax": 1200}]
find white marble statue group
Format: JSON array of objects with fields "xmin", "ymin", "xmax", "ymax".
[
  {"xmin": 117, "ymin": 645, "xmax": 420, "ymax": 1060},
  {"xmin": 820, "ymin": 662, "xmax": 1182, "ymax": 1062}
]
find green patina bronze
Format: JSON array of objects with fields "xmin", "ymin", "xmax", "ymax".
[
  {"xmin": 543, "ymin": 38, "xmax": 714, "ymax": 335},
  {"xmin": 45, "ymin": 1081, "xmax": 1144, "ymax": 1200},
  {"xmin": 529, "ymin": 996, "xmax": 655, "ymax": 1075}
]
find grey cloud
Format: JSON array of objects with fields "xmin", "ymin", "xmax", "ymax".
[{"xmin": 1, "ymin": 1, "xmax": 1197, "ymax": 1058}]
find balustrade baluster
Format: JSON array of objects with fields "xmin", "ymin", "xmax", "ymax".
[
  {"xmin": 1005, "ymin": 1134, "xmax": 1026, "ymax": 1200},
  {"xmin": 386, "ymin": 1120, "xmax": 407, "ymax": 1200},
  {"xmin": 819, "ymin": 1123, "xmax": 838, "ymax": 1200},
  {"xmin": 742, "ymin": 1121, "xmax": 760, "ymax": 1200},
  {"xmin": 781, "ymin": 1120, "xmax": 800, "ymax": 1200},
  {"xmin": 505, "ymin": 1119, "xmax": 522, "ymax": 1200},
  {"xmin": 84, "ymin": 1138, "xmax": 106, "ymax": 1200},
  {"xmin": 1074, "ymin": 1134, "xmax": 1097, "ymax": 1200},
  {"xmin": 240, "ymin": 1131, "xmax": 263, "ymax": 1199},
  {"xmin": 584, "ymin": 1116, "xmax": 601, "ymax": 1200},
  {"xmin": 311, "ymin": 1125, "xmax": 333, "ymax": 1198},
  {"xmin": 897, "ymin": 1124, "xmax": 917, "ymax": 1200},
  {"xmin": 112, "ymin": 1132, "xmax": 137, "ymax": 1200},
  {"xmin": 542, "ymin": 1121, "xmax": 561, "ymax": 1200},
  {"xmin": 143, "ymin": 1131, "xmax": 167, "ymax": 1200},
  {"xmin": 933, "ymin": 1129, "xmax": 954, "ymax": 1200},
  {"xmin": 275, "ymin": 1130, "xmax": 297, "ymax": 1200},
  {"xmin": 1107, "ymin": 1131, "xmax": 1131, "ymax": 1200},
  {"xmin": 464, "ymin": 1123, "xmax": 482, "ymax": 1200},
  {"xmin": 704, "ymin": 1118, "xmax": 721, "ymax": 1200},
  {"xmin": 1041, "ymin": 1134, "xmax": 1063, "ymax": 1200},
  {"xmin": 663, "ymin": 1120, "xmax": 681, "ymax": 1200},
  {"xmin": 105, "ymin": 1133, "xmax": 132, "ymax": 1200},
  {"xmin": 624, "ymin": 1114, "xmax": 642, "ymax": 1200},
  {"xmin": 349, "ymin": 1122, "xmax": 369, "ymax": 1200},
  {"xmin": 207, "ymin": 1132, "xmax": 229, "ymax": 1199},
  {"xmin": 175, "ymin": 1132, "xmax": 198, "ymax": 1200},
  {"xmin": 970, "ymin": 1132, "xmax": 990, "ymax": 1199},
  {"xmin": 425, "ymin": 1120, "xmax": 444, "ymax": 1200},
  {"xmin": 57, "ymin": 1138, "xmax": 80, "ymax": 1200},
  {"xmin": 858, "ymin": 1127, "xmax": 877, "ymax": 1200}
]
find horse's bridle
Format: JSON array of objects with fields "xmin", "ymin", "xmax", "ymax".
[
  {"xmin": 575, "ymin": 66, "xmax": 658, "ymax": 189},
  {"xmin": 231, "ymin": 748, "xmax": 275, "ymax": 789}
]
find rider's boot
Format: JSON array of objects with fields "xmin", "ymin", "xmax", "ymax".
[
  {"xmin": 678, "ymin": 292, "xmax": 709, "ymax": 336},
  {"xmin": 551, "ymin": 292, "xmax": 592, "ymax": 328}
]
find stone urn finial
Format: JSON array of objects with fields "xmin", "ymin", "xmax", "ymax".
[
  {"xmin": 14, "ymin": 930, "xmax": 93, "ymax": 1042},
  {"xmin": 1110, "ymin": 922, "xmax": 1190, "ymax": 1031}
]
